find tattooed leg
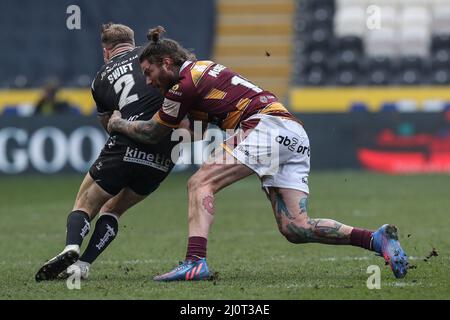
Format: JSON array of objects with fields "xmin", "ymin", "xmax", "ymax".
[
  {"xmin": 187, "ymin": 185, "xmax": 215, "ymax": 239},
  {"xmin": 268, "ymin": 188, "xmax": 353, "ymax": 245},
  {"xmin": 187, "ymin": 150, "xmax": 253, "ymax": 238},
  {"xmin": 183, "ymin": 150, "xmax": 253, "ymax": 261},
  {"xmin": 275, "ymin": 191, "xmax": 295, "ymax": 220},
  {"xmin": 202, "ymin": 194, "xmax": 215, "ymax": 215},
  {"xmin": 286, "ymin": 218, "xmax": 351, "ymax": 245}
]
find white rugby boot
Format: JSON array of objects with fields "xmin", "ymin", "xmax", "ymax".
[
  {"xmin": 35, "ymin": 245, "xmax": 80, "ymax": 282},
  {"xmin": 58, "ymin": 260, "xmax": 91, "ymax": 280}
]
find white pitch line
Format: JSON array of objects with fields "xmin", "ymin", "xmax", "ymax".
[
  {"xmin": 319, "ymin": 256, "xmax": 448, "ymax": 262},
  {"xmin": 0, "ymin": 259, "xmax": 173, "ymax": 266},
  {"xmin": 1, "ymin": 256, "xmax": 448, "ymax": 267},
  {"xmin": 320, "ymin": 256, "xmax": 372, "ymax": 262},
  {"xmin": 97, "ymin": 259, "xmax": 165, "ymax": 265},
  {"xmin": 266, "ymin": 282, "xmax": 433, "ymax": 289}
]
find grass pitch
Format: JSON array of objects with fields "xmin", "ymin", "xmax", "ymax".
[{"xmin": 0, "ymin": 171, "xmax": 449, "ymax": 299}]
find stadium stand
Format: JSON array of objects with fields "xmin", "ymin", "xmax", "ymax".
[
  {"xmin": 2, "ymin": 0, "xmax": 450, "ymax": 114},
  {"xmin": 291, "ymin": 0, "xmax": 450, "ymax": 112},
  {"xmin": 213, "ymin": 0, "xmax": 294, "ymax": 100},
  {"xmin": 0, "ymin": 0, "xmax": 216, "ymax": 115},
  {"xmin": 293, "ymin": 0, "xmax": 450, "ymax": 86},
  {"xmin": 0, "ymin": 0, "xmax": 216, "ymax": 89}
]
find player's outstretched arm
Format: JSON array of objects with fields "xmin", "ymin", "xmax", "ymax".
[{"xmin": 107, "ymin": 110, "xmax": 172, "ymax": 144}]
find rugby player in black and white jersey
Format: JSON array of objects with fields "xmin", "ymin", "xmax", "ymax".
[{"xmin": 35, "ymin": 23, "xmax": 180, "ymax": 281}]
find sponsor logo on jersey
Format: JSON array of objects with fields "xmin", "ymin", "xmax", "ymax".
[
  {"xmin": 276, "ymin": 135, "xmax": 310, "ymax": 157},
  {"xmin": 236, "ymin": 145, "xmax": 259, "ymax": 164},
  {"xmin": 107, "ymin": 136, "xmax": 116, "ymax": 149},
  {"xmin": 95, "ymin": 161, "xmax": 103, "ymax": 171},
  {"xmin": 127, "ymin": 112, "xmax": 144, "ymax": 122},
  {"xmin": 168, "ymin": 84, "xmax": 182, "ymax": 96},
  {"xmin": 102, "ymin": 53, "xmax": 139, "ymax": 80},
  {"xmin": 123, "ymin": 147, "xmax": 172, "ymax": 172}
]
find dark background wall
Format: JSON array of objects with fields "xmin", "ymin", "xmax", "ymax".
[
  {"xmin": 0, "ymin": 0, "xmax": 216, "ymax": 87},
  {"xmin": 301, "ymin": 112, "xmax": 450, "ymax": 170}
]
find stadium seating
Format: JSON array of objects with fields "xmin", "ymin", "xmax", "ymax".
[
  {"xmin": 294, "ymin": 0, "xmax": 450, "ymax": 87},
  {"xmin": 0, "ymin": 0, "xmax": 216, "ymax": 89}
]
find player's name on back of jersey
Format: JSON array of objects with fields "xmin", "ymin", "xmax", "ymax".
[
  {"xmin": 208, "ymin": 63, "xmax": 226, "ymax": 78},
  {"xmin": 100, "ymin": 54, "xmax": 139, "ymax": 83},
  {"xmin": 123, "ymin": 147, "xmax": 172, "ymax": 172}
]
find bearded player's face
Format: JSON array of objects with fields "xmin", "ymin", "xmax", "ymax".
[{"xmin": 141, "ymin": 58, "xmax": 177, "ymax": 95}]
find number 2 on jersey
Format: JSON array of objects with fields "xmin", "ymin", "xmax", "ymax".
[{"xmin": 114, "ymin": 74, "xmax": 139, "ymax": 109}]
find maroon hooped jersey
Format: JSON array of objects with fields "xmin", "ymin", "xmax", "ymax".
[{"xmin": 154, "ymin": 60, "xmax": 297, "ymax": 130}]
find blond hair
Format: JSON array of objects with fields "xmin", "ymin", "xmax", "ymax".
[{"xmin": 101, "ymin": 23, "xmax": 135, "ymax": 49}]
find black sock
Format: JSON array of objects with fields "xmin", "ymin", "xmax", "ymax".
[
  {"xmin": 80, "ymin": 213, "xmax": 119, "ymax": 264},
  {"xmin": 66, "ymin": 210, "xmax": 91, "ymax": 247}
]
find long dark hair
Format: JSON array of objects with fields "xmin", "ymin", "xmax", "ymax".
[{"xmin": 139, "ymin": 26, "xmax": 195, "ymax": 67}]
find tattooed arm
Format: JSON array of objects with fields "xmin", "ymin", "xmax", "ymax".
[{"xmin": 107, "ymin": 110, "xmax": 172, "ymax": 144}]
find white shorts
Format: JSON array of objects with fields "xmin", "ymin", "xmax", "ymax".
[{"xmin": 223, "ymin": 114, "xmax": 310, "ymax": 194}]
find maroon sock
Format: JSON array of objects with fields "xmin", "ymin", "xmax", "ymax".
[
  {"xmin": 186, "ymin": 236, "xmax": 207, "ymax": 261},
  {"xmin": 350, "ymin": 228, "xmax": 374, "ymax": 251}
]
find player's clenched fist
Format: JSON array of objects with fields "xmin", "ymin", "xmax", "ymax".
[{"xmin": 107, "ymin": 110, "xmax": 122, "ymax": 133}]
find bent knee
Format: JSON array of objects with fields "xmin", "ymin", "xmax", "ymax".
[
  {"xmin": 187, "ymin": 174, "xmax": 200, "ymax": 191},
  {"xmin": 188, "ymin": 171, "xmax": 216, "ymax": 195},
  {"xmin": 282, "ymin": 230, "xmax": 308, "ymax": 244},
  {"xmin": 188, "ymin": 172, "xmax": 208, "ymax": 192},
  {"xmin": 99, "ymin": 205, "xmax": 124, "ymax": 217}
]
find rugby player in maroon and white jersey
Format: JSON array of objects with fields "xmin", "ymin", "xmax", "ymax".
[{"xmin": 108, "ymin": 26, "xmax": 409, "ymax": 281}]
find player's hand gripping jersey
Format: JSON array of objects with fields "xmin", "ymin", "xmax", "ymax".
[{"xmin": 154, "ymin": 60, "xmax": 300, "ymax": 131}]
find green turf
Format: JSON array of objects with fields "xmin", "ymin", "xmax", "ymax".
[{"xmin": 0, "ymin": 171, "xmax": 449, "ymax": 299}]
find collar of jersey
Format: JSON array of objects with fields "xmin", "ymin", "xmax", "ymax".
[
  {"xmin": 109, "ymin": 48, "xmax": 134, "ymax": 61},
  {"xmin": 180, "ymin": 60, "xmax": 193, "ymax": 73}
]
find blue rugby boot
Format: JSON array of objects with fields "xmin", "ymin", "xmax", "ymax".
[
  {"xmin": 153, "ymin": 258, "xmax": 211, "ymax": 281},
  {"xmin": 372, "ymin": 224, "xmax": 409, "ymax": 278}
]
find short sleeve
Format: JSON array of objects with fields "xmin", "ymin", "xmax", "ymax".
[
  {"xmin": 154, "ymin": 82, "xmax": 196, "ymax": 128},
  {"xmin": 91, "ymin": 79, "xmax": 110, "ymax": 115}
]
